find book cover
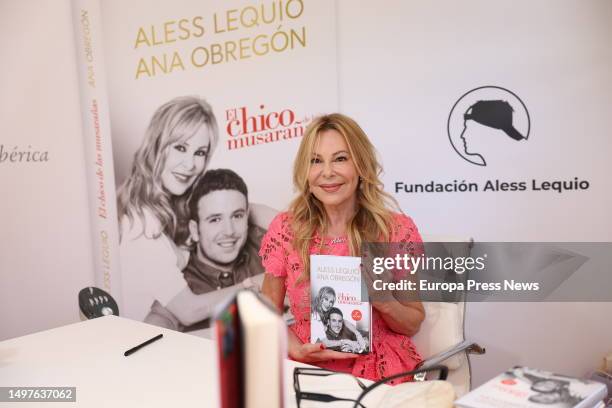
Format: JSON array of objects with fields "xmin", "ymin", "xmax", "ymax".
[
  {"xmin": 456, "ymin": 366, "xmax": 607, "ymax": 408},
  {"xmin": 215, "ymin": 290, "xmax": 286, "ymax": 408},
  {"xmin": 215, "ymin": 297, "xmax": 242, "ymax": 408},
  {"xmin": 310, "ymin": 255, "xmax": 371, "ymax": 354},
  {"xmin": 71, "ymin": 0, "xmax": 338, "ymax": 323}
]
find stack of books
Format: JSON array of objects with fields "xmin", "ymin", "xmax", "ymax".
[{"xmin": 456, "ymin": 366, "xmax": 607, "ymax": 408}]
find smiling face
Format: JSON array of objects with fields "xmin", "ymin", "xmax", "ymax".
[
  {"xmin": 160, "ymin": 124, "xmax": 211, "ymax": 196},
  {"xmin": 308, "ymin": 129, "xmax": 359, "ymax": 212},
  {"xmin": 329, "ymin": 312, "xmax": 343, "ymax": 335},
  {"xmin": 320, "ymin": 293, "xmax": 335, "ymax": 313},
  {"xmin": 189, "ymin": 189, "xmax": 249, "ymax": 266}
]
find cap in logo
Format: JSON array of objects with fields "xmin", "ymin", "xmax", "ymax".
[
  {"xmin": 448, "ymin": 86, "xmax": 530, "ymax": 166},
  {"xmin": 464, "ymin": 100, "xmax": 526, "ymax": 141}
]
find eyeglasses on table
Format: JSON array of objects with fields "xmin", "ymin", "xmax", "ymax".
[{"xmin": 293, "ymin": 364, "xmax": 448, "ymax": 408}]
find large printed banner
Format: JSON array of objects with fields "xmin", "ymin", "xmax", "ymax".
[{"xmin": 73, "ymin": 0, "xmax": 336, "ymax": 324}]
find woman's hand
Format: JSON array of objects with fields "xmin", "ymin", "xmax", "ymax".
[
  {"xmin": 288, "ymin": 331, "xmax": 358, "ymax": 363},
  {"xmin": 290, "ymin": 342, "xmax": 359, "ymax": 363}
]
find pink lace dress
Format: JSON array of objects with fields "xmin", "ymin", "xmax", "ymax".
[{"xmin": 259, "ymin": 212, "xmax": 423, "ymax": 384}]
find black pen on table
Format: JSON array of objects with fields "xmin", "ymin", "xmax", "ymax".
[{"xmin": 124, "ymin": 334, "xmax": 163, "ymax": 357}]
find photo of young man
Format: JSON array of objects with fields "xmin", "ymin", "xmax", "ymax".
[
  {"xmin": 183, "ymin": 168, "xmax": 265, "ymax": 294},
  {"xmin": 143, "ymin": 168, "xmax": 267, "ymax": 331},
  {"xmin": 325, "ymin": 307, "xmax": 367, "ymax": 353}
]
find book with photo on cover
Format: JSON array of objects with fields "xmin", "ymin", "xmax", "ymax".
[
  {"xmin": 455, "ymin": 366, "xmax": 607, "ymax": 408},
  {"xmin": 310, "ymin": 255, "xmax": 371, "ymax": 354}
]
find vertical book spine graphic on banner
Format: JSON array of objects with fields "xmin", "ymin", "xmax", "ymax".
[{"xmin": 71, "ymin": 0, "xmax": 122, "ymax": 303}]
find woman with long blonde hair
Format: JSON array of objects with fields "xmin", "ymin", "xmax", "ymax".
[
  {"xmin": 261, "ymin": 113, "xmax": 425, "ymax": 383},
  {"xmin": 118, "ymin": 96, "xmax": 218, "ymax": 322}
]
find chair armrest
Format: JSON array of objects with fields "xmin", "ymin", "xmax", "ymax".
[{"xmin": 417, "ymin": 340, "xmax": 485, "ymax": 372}]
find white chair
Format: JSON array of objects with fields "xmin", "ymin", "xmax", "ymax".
[
  {"xmin": 413, "ymin": 301, "xmax": 484, "ymax": 397},
  {"xmin": 411, "ymin": 236, "xmax": 485, "ymax": 397}
]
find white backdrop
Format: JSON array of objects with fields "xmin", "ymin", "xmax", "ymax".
[
  {"xmin": 1, "ymin": 0, "xmax": 611, "ymax": 387},
  {"xmin": 0, "ymin": 0, "xmax": 94, "ymax": 340}
]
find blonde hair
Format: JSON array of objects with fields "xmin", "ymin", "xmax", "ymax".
[
  {"xmin": 289, "ymin": 113, "xmax": 399, "ymax": 279},
  {"xmin": 312, "ymin": 286, "xmax": 336, "ymax": 323},
  {"xmin": 117, "ymin": 96, "xmax": 218, "ymax": 241}
]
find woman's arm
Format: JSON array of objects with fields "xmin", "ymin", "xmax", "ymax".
[
  {"xmin": 362, "ymin": 230, "xmax": 426, "ymax": 336},
  {"xmin": 372, "ymin": 299, "xmax": 425, "ymax": 337},
  {"xmin": 249, "ymin": 203, "xmax": 278, "ymax": 230},
  {"xmin": 377, "ymin": 240, "xmax": 426, "ymax": 336},
  {"xmin": 361, "ymin": 261, "xmax": 425, "ymax": 337},
  {"xmin": 165, "ymin": 274, "xmax": 265, "ymax": 326},
  {"xmin": 261, "ymin": 273, "xmax": 286, "ymax": 312}
]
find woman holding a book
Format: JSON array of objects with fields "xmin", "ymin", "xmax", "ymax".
[{"xmin": 260, "ymin": 113, "xmax": 425, "ymax": 383}]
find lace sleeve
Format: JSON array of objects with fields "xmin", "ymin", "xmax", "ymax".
[
  {"xmin": 258, "ymin": 212, "xmax": 291, "ymax": 278},
  {"xmin": 392, "ymin": 213, "xmax": 422, "ymax": 247},
  {"xmin": 390, "ymin": 213, "xmax": 424, "ymax": 280}
]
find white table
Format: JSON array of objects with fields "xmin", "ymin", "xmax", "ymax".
[{"xmin": 0, "ymin": 316, "xmax": 395, "ymax": 407}]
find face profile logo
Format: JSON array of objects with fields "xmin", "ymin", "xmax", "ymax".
[{"xmin": 448, "ymin": 86, "xmax": 530, "ymax": 166}]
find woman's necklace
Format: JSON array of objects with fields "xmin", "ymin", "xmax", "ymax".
[{"xmin": 329, "ymin": 236, "xmax": 347, "ymax": 245}]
